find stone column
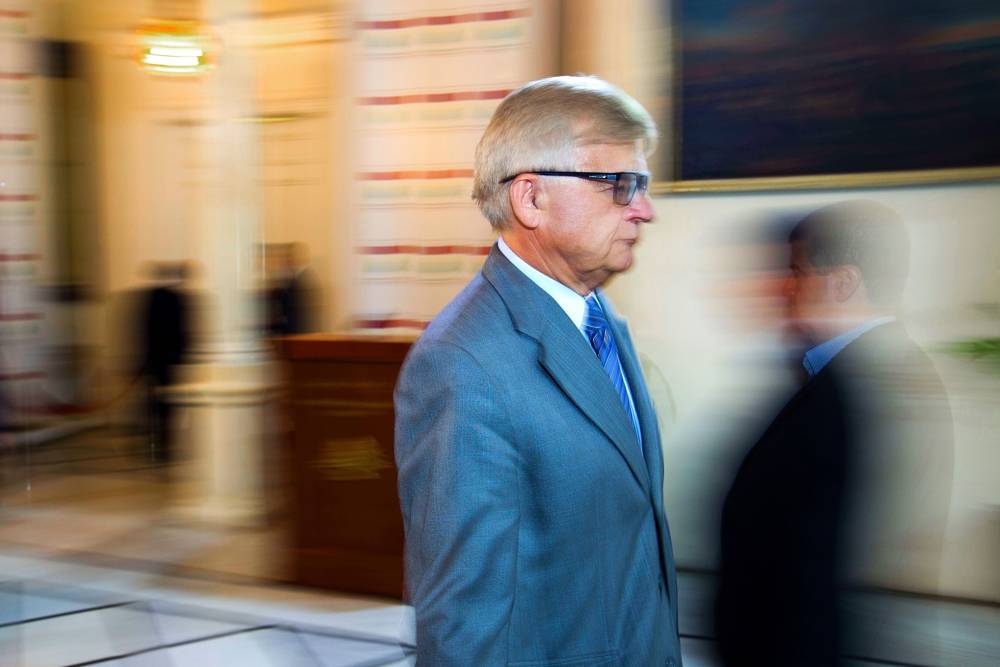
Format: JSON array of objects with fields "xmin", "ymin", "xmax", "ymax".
[{"xmin": 167, "ymin": 0, "xmax": 275, "ymax": 526}]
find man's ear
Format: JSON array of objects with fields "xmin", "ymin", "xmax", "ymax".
[
  {"xmin": 508, "ymin": 176, "xmax": 543, "ymax": 230},
  {"xmin": 833, "ymin": 264, "xmax": 863, "ymax": 302}
]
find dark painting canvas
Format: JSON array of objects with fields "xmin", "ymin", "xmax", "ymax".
[{"xmin": 676, "ymin": 0, "xmax": 1000, "ymax": 181}]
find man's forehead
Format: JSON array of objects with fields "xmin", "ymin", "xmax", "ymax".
[{"xmin": 574, "ymin": 141, "xmax": 646, "ymax": 168}]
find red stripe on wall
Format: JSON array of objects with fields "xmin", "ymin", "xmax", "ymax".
[
  {"xmin": 0, "ymin": 372, "xmax": 45, "ymax": 382},
  {"xmin": 0, "ymin": 10, "xmax": 30, "ymax": 19},
  {"xmin": 0, "ymin": 314, "xmax": 43, "ymax": 322},
  {"xmin": 0, "ymin": 194, "xmax": 37, "ymax": 202},
  {"xmin": 359, "ymin": 244, "xmax": 491, "ymax": 256},
  {"xmin": 357, "ymin": 168, "xmax": 474, "ymax": 181},
  {"xmin": 0, "ymin": 72, "xmax": 31, "ymax": 80},
  {"xmin": 358, "ymin": 89, "xmax": 511, "ymax": 105},
  {"xmin": 0, "ymin": 253, "xmax": 41, "ymax": 261},
  {"xmin": 0, "ymin": 133, "xmax": 35, "ymax": 141},
  {"xmin": 452, "ymin": 244, "xmax": 492, "ymax": 256},
  {"xmin": 420, "ymin": 245, "xmax": 456, "ymax": 256},
  {"xmin": 357, "ymin": 8, "xmax": 529, "ymax": 30}
]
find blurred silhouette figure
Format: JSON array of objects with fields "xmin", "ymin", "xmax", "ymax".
[
  {"xmin": 708, "ymin": 212, "xmax": 813, "ymax": 384},
  {"xmin": 715, "ymin": 201, "xmax": 954, "ymax": 666},
  {"xmin": 137, "ymin": 262, "xmax": 191, "ymax": 463},
  {"xmin": 269, "ymin": 243, "xmax": 317, "ymax": 335}
]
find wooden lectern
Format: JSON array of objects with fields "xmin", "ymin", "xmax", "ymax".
[{"xmin": 278, "ymin": 334, "xmax": 415, "ymax": 598}]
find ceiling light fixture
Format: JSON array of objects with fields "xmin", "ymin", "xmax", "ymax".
[{"xmin": 137, "ymin": 19, "xmax": 214, "ymax": 76}]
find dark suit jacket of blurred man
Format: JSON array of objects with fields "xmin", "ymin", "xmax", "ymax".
[
  {"xmin": 271, "ymin": 268, "xmax": 316, "ymax": 335},
  {"xmin": 139, "ymin": 277, "xmax": 191, "ymax": 463},
  {"xmin": 715, "ymin": 320, "xmax": 953, "ymax": 666},
  {"xmin": 141, "ymin": 283, "xmax": 190, "ymax": 385}
]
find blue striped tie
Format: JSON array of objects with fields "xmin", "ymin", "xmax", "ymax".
[{"xmin": 584, "ymin": 295, "xmax": 642, "ymax": 449}]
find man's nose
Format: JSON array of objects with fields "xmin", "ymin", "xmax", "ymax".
[{"xmin": 629, "ymin": 190, "xmax": 655, "ymax": 222}]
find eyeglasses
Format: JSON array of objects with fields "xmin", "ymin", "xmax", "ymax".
[{"xmin": 500, "ymin": 171, "xmax": 650, "ymax": 206}]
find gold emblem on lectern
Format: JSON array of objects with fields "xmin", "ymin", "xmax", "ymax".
[{"xmin": 314, "ymin": 437, "xmax": 391, "ymax": 480}]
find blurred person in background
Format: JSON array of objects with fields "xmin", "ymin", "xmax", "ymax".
[
  {"xmin": 394, "ymin": 76, "xmax": 682, "ymax": 665},
  {"xmin": 714, "ymin": 201, "xmax": 954, "ymax": 666},
  {"xmin": 707, "ymin": 211, "xmax": 814, "ymax": 387},
  {"xmin": 269, "ymin": 243, "xmax": 318, "ymax": 336},
  {"xmin": 137, "ymin": 261, "xmax": 192, "ymax": 464}
]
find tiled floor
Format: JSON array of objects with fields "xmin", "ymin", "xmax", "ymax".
[
  {"xmin": 0, "ymin": 558, "xmax": 414, "ymax": 666},
  {"xmin": 0, "ymin": 427, "xmax": 416, "ymax": 666},
  {"xmin": 0, "ymin": 428, "xmax": 996, "ymax": 666},
  {"xmin": 0, "ymin": 427, "xmax": 287, "ymax": 583}
]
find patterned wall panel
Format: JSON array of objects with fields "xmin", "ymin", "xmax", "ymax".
[
  {"xmin": 0, "ymin": 5, "xmax": 44, "ymax": 419},
  {"xmin": 353, "ymin": 0, "xmax": 554, "ymax": 331}
]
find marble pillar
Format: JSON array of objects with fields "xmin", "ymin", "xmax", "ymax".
[{"xmin": 167, "ymin": 0, "xmax": 275, "ymax": 526}]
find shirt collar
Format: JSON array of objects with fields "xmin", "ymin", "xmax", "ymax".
[
  {"xmin": 803, "ymin": 316, "xmax": 896, "ymax": 377},
  {"xmin": 496, "ymin": 236, "xmax": 590, "ymax": 334}
]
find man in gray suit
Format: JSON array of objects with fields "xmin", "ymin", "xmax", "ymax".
[{"xmin": 395, "ymin": 76, "xmax": 681, "ymax": 665}]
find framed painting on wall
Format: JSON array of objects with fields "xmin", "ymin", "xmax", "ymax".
[{"xmin": 662, "ymin": 0, "xmax": 1000, "ymax": 192}]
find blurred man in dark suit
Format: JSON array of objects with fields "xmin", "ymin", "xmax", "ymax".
[
  {"xmin": 715, "ymin": 201, "xmax": 954, "ymax": 666},
  {"xmin": 138, "ymin": 262, "xmax": 191, "ymax": 463},
  {"xmin": 270, "ymin": 243, "xmax": 317, "ymax": 335}
]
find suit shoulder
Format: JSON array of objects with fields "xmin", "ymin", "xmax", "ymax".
[{"xmin": 413, "ymin": 272, "xmax": 512, "ymax": 353}]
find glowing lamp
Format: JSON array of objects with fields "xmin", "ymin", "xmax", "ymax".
[{"xmin": 137, "ymin": 19, "xmax": 214, "ymax": 76}]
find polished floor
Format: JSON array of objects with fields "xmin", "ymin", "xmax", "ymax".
[
  {"xmin": 0, "ymin": 426, "xmax": 415, "ymax": 666},
  {"xmin": 0, "ymin": 428, "xmax": 995, "ymax": 666},
  {"xmin": 0, "ymin": 561, "xmax": 413, "ymax": 666}
]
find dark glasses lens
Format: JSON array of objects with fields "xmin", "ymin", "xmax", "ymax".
[{"xmin": 612, "ymin": 172, "xmax": 648, "ymax": 206}]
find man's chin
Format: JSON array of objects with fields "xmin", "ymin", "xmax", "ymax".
[{"xmin": 613, "ymin": 249, "xmax": 635, "ymax": 272}]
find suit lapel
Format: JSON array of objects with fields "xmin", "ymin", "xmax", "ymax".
[
  {"xmin": 481, "ymin": 247, "xmax": 651, "ymax": 493},
  {"xmin": 600, "ymin": 293, "xmax": 676, "ymax": 591},
  {"xmin": 537, "ymin": 328, "xmax": 651, "ymax": 492},
  {"xmin": 600, "ymin": 292, "xmax": 662, "ymax": 489}
]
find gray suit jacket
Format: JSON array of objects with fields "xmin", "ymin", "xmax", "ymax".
[{"xmin": 395, "ymin": 246, "xmax": 681, "ymax": 666}]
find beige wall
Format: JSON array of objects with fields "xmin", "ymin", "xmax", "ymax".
[
  {"xmin": 608, "ymin": 186, "xmax": 1000, "ymax": 601},
  {"xmin": 564, "ymin": 0, "xmax": 1000, "ymax": 601}
]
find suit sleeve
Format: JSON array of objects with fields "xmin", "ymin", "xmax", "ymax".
[{"xmin": 394, "ymin": 341, "xmax": 520, "ymax": 665}]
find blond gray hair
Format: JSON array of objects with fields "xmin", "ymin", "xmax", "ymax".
[{"xmin": 472, "ymin": 75, "xmax": 657, "ymax": 230}]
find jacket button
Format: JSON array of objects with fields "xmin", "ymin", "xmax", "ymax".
[{"xmin": 666, "ymin": 658, "xmax": 676, "ymax": 666}]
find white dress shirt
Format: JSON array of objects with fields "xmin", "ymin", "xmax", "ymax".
[{"xmin": 497, "ymin": 236, "xmax": 643, "ymax": 447}]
